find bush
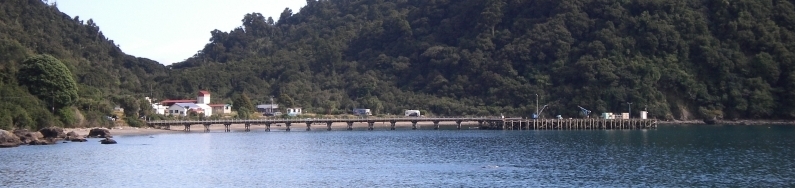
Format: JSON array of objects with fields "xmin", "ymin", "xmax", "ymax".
[
  {"xmin": 124, "ymin": 117, "xmax": 145, "ymax": 127},
  {"xmin": 57, "ymin": 107, "xmax": 77, "ymax": 127}
]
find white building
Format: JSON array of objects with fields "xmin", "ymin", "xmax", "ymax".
[
  {"xmin": 167, "ymin": 103, "xmax": 204, "ymax": 116},
  {"xmin": 195, "ymin": 90, "xmax": 212, "ymax": 116},
  {"xmin": 156, "ymin": 90, "xmax": 216, "ymax": 117},
  {"xmin": 287, "ymin": 107, "xmax": 302, "ymax": 116},
  {"xmin": 147, "ymin": 97, "xmax": 167, "ymax": 115},
  {"xmin": 257, "ymin": 104, "xmax": 279, "ymax": 114}
]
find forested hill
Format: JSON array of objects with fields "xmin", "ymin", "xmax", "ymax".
[
  {"xmin": 163, "ymin": 0, "xmax": 795, "ymax": 120},
  {"xmin": 0, "ymin": 0, "xmax": 168, "ymax": 129}
]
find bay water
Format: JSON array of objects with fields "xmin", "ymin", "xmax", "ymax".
[{"xmin": 1, "ymin": 125, "xmax": 793, "ymax": 187}]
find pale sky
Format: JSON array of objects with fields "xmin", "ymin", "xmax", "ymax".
[{"xmin": 54, "ymin": 0, "xmax": 307, "ymax": 65}]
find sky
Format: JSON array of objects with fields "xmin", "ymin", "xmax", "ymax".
[{"xmin": 54, "ymin": 0, "xmax": 307, "ymax": 65}]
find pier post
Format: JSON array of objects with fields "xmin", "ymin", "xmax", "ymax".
[
  {"xmin": 166, "ymin": 124, "xmax": 171, "ymax": 130},
  {"xmin": 433, "ymin": 121, "xmax": 440, "ymax": 130},
  {"xmin": 456, "ymin": 120, "xmax": 462, "ymax": 130},
  {"xmin": 477, "ymin": 120, "xmax": 484, "ymax": 127},
  {"xmin": 265, "ymin": 123, "xmax": 271, "ymax": 132},
  {"xmin": 347, "ymin": 122, "xmax": 354, "ymax": 130},
  {"xmin": 245, "ymin": 123, "xmax": 251, "ymax": 132},
  {"xmin": 367, "ymin": 122, "xmax": 375, "ymax": 130},
  {"xmin": 224, "ymin": 124, "xmax": 231, "ymax": 132},
  {"xmin": 306, "ymin": 122, "xmax": 312, "ymax": 131},
  {"xmin": 411, "ymin": 121, "xmax": 418, "ymax": 130},
  {"xmin": 184, "ymin": 124, "xmax": 191, "ymax": 132},
  {"xmin": 285, "ymin": 122, "xmax": 291, "ymax": 131},
  {"xmin": 390, "ymin": 121, "xmax": 396, "ymax": 130},
  {"xmin": 326, "ymin": 122, "xmax": 333, "ymax": 131},
  {"xmin": 204, "ymin": 124, "xmax": 211, "ymax": 132}
]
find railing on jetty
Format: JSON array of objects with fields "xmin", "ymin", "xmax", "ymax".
[
  {"xmin": 490, "ymin": 118, "xmax": 658, "ymax": 130},
  {"xmin": 145, "ymin": 117, "xmax": 657, "ymax": 132},
  {"xmin": 147, "ymin": 117, "xmax": 498, "ymax": 132}
]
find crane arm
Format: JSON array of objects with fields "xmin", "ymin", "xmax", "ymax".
[{"xmin": 577, "ymin": 105, "xmax": 591, "ymax": 117}]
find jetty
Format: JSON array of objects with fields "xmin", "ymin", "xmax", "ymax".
[
  {"xmin": 146, "ymin": 117, "xmax": 657, "ymax": 132},
  {"xmin": 491, "ymin": 118, "xmax": 658, "ymax": 130}
]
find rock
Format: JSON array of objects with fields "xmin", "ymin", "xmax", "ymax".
[
  {"xmin": 13, "ymin": 129, "xmax": 43, "ymax": 144},
  {"xmin": 0, "ymin": 130, "xmax": 22, "ymax": 148},
  {"xmin": 66, "ymin": 131, "xmax": 79, "ymax": 138},
  {"xmin": 39, "ymin": 127, "xmax": 66, "ymax": 139},
  {"xmin": 703, "ymin": 118, "xmax": 717, "ymax": 125},
  {"xmin": 28, "ymin": 139, "xmax": 53, "ymax": 145},
  {"xmin": 100, "ymin": 138, "xmax": 117, "ymax": 144},
  {"xmin": 87, "ymin": 128, "xmax": 112, "ymax": 138},
  {"xmin": 65, "ymin": 131, "xmax": 87, "ymax": 142}
]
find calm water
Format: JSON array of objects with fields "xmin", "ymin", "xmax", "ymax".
[{"xmin": 1, "ymin": 125, "xmax": 794, "ymax": 187}]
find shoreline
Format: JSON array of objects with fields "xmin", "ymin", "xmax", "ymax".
[{"xmin": 63, "ymin": 119, "xmax": 794, "ymax": 137}]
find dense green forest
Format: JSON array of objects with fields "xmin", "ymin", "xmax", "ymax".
[
  {"xmin": 2, "ymin": 0, "xmax": 795, "ymax": 130},
  {"xmin": 165, "ymin": 0, "xmax": 795, "ymax": 120},
  {"xmin": 0, "ymin": 0, "xmax": 167, "ymax": 130}
]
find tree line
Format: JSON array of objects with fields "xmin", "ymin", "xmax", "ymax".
[{"xmin": 2, "ymin": 0, "xmax": 795, "ymax": 131}]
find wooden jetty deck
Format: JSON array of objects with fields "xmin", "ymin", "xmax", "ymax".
[{"xmin": 146, "ymin": 117, "xmax": 657, "ymax": 132}]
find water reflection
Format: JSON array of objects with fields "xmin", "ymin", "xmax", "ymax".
[{"xmin": 0, "ymin": 125, "xmax": 793, "ymax": 187}]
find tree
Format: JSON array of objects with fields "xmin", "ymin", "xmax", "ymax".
[
  {"xmin": 232, "ymin": 93, "xmax": 255, "ymax": 118},
  {"xmin": 17, "ymin": 54, "xmax": 78, "ymax": 111}
]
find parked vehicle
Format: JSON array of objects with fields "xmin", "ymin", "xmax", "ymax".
[{"xmin": 404, "ymin": 110, "xmax": 421, "ymax": 117}]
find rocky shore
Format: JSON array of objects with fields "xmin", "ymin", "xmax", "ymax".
[{"xmin": 0, "ymin": 127, "xmax": 116, "ymax": 148}]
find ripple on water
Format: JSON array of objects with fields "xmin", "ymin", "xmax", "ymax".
[{"xmin": 0, "ymin": 126, "xmax": 793, "ymax": 187}]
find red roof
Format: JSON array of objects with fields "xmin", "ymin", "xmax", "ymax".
[
  {"xmin": 161, "ymin": 99, "xmax": 197, "ymax": 103},
  {"xmin": 198, "ymin": 90, "xmax": 211, "ymax": 96},
  {"xmin": 160, "ymin": 99, "xmax": 197, "ymax": 106}
]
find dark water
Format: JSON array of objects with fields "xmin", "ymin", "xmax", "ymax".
[{"xmin": 1, "ymin": 125, "xmax": 794, "ymax": 187}]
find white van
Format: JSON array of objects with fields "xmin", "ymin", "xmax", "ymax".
[{"xmin": 404, "ymin": 110, "xmax": 421, "ymax": 117}]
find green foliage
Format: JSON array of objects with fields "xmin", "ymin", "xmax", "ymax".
[
  {"xmin": 17, "ymin": 54, "xmax": 79, "ymax": 110},
  {"xmin": 56, "ymin": 107, "xmax": 77, "ymax": 127},
  {"xmin": 0, "ymin": 109, "xmax": 12, "ymax": 130},
  {"xmin": 124, "ymin": 117, "xmax": 145, "ymax": 127},
  {"xmin": 163, "ymin": 0, "xmax": 795, "ymax": 120},
  {"xmin": 232, "ymin": 93, "xmax": 255, "ymax": 118},
  {"xmin": 4, "ymin": 0, "xmax": 795, "ymax": 121},
  {"xmin": 236, "ymin": 108, "xmax": 253, "ymax": 119}
]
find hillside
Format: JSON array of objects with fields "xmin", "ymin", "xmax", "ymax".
[
  {"xmin": 0, "ymin": 0, "xmax": 168, "ymax": 130},
  {"xmin": 3, "ymin": 0, "xmax": 795, "ymax": 130},
  {"xmin": 161, "ymin": 0, "xmax": 795, "ymax": 120}
]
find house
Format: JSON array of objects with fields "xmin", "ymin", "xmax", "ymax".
[
  {"xmin": 167, "ymin": 103, "xmax": 204, "ymax": 116},
  {"xmin": 210, "ymin": 104, "xmax": 232, "ymax": 114},
  {"xmin": 194, "ymin": 90, "xmax": 212, "ymax": 116},
  {"xmin": 159, "ymin": 99, "xmax": 198, "ymax": 107},
  {"xmin": 146, "ymin": 97, "xmax": 168, "ymax": 115},
  {"xmin": 353, "ymin": 108, "xmax": 371, "ymax": 116},
  {"xmin": 257, "ymin": 104, "xmax": 279, "ymax": 114},
  {"xmin": 156, "ymin": 90, "xmax": 219, "ymax": 117},
  {"xmin": 286, "ymin": 107, "xmax": 302, "ymax": 116}
]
